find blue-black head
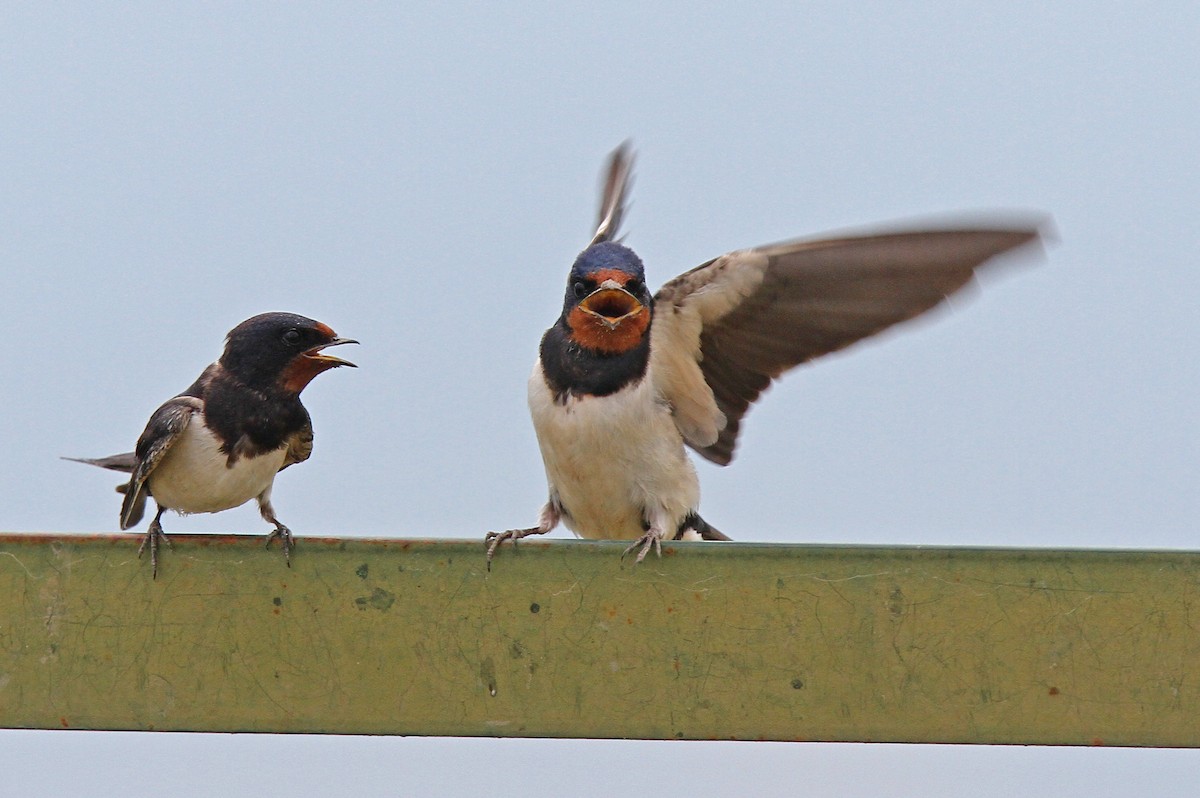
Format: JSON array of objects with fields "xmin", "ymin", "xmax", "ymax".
[
  {"xmin": 559, "ymin": 242, "xmax": 654, "ymax": 354},
  {"xmin": 221, "ymin": 312, "xmax": 358, "ymax": 393},
  {"xmin": 562, "ymin": 241, "xmax": 650, "ymax": 309}
]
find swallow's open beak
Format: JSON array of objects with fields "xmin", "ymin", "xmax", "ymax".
[
  {"xmin": 303, "ymin": 337, "xmax": 359, "ymax": 368},
  {"xmin": 579, "ymin": 288, "xmax": 644, "ymax": 330}
]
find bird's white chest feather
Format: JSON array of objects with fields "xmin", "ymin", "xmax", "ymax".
[
  {"xmin": 148, "ymin": 418, "xmax": 286, "ymax": 515},
  {"xmin": 528, "ymin": 363, "xmax": 699, "ymax": 540}
]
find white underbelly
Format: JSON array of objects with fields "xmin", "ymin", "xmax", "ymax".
[
  {"xmin": 528, "ymin": 365, "xmax": 699, "ymax": 540},
  {"xmin": 148, "ymin": 420, "xmax": 287, "ymax": 515}
]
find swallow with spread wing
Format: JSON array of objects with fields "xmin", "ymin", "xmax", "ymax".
[
  {"xmin": 487, "ymin": 143, "xmax": 1044, "ymax": 566},
  {"xmin": 68, "ymin": 312, "xmax": 357, "ymax": 577}
]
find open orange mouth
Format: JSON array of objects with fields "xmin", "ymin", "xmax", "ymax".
[
  {"xmin": 302, "ymin": 338, "xmax": 359, "ymax": 368},
  {"xmin": 579, "ymin": 288, "xmax": 644, "ymax": 328}
]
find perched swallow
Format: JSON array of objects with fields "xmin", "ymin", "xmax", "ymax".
[
  {"xmin": 486, "ymin": 143, "xmax": 1044, "ymax": 566},
  {"xmin": 68, "ymin": 312, "xmax": 357, "ymax": 577}
]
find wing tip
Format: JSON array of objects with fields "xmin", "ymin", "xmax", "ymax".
[
  {"xmin": 757, "ymin": 211, "xmax": 1055, "ymax": 257},
  {"xmin": 119, "ymin": 483, "xmax": 146, "ymax": 529}
]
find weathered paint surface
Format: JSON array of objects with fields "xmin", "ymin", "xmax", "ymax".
[{"xmin": 0, "ymin": 534, "xmax": 1197, "ymax": 745}]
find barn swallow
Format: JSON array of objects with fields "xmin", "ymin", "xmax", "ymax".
[
  {"xmin": 68, "ymin": 312, "xmax": 356, "ymax": 577},
  {"xmin": 486, "ymin": 143, "xmax": 1044, "ymax": 567}
]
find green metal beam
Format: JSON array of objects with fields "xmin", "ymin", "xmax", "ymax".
[{"xmin": 0, "ymin": 533, "xmax": 1197, "ymax": 746}]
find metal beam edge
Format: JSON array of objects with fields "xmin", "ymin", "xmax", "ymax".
[{"xmin": 1, "ymin": 533, "xmax": 1197, "ymax": 747}]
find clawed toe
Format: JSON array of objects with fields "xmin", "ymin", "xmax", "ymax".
[
  {"xmin": 136, "ymin": 523, "xmax": 171, "ymax": 579},
  {"xmin": 265, "ymin": 524, "xmax": 293, "ymax": 567},
  {"xmin": 485, "ymin": 527, "xmax": 537, "ymax": 571},
  {"xmin": 621, "ymin": 532, "xmax": 662, "ymax": 564}
]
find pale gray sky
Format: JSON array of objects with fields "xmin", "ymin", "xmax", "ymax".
[{"xmin": 2, "ymin": 3, "xmax": 1197, "ymax": 796}]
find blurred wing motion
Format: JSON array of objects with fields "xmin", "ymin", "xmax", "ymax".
[{"xmin": 651, "ymin": 225, "xmax": 1044, "ymax": 465}]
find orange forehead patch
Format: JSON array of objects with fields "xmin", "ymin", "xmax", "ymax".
[
  {"xmin": 313, "ymin": 322, "xmax": 335, "ymax": 339},
  {"xmin": 567, "ymin": 304, "xmax": 650, "ymax": 354},
  {"xmin": 587, "ymin": 269, "xmax": 635, "ymax": 287}
]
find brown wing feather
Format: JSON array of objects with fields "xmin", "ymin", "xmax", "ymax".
[
  {"xmin": 120, "ymin": 397, "xmax": 202, "ymax": 528},
  {"xmin": 655, "ymin": 226, "xmax": 1043, "ymax": 466},
  {"xmin": 280, "ymin": 417, "xmax": 314, "ymax": 471}
]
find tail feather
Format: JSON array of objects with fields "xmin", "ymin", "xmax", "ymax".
[
  {"xmin": 673, "ymin": 512, "xmax": 732, "ymax": 541},
  {"xmin": 62, "ymin": 453, "xmax": 138, "ymax": 473},
  {"xmin": 590, "ymin": 141, "xmax": 634, "ymax": 245},
  {"xmin": 65, "ymin": 452, "xmax": 148, "ymax": 527}
]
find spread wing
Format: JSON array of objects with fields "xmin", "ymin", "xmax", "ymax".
[
  {"xmin": 120, "ymin": 396, "xmax": 202, "ymax": 529},
  {"xmin": 280, "ymin": 415, "xmax": 314, "ymax": 471},
  {"xmin": 650, "ymin": 225, "xmax": 1044, "ymax": 465}
]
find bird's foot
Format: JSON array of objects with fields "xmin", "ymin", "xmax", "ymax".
[
  {"xmin": 485, "ymin": 527, "xmax": 542, "ymax": 571},
  {"xmin": 265, "ymin": 524, "xmax": 293, "ymax": 567},
  {"xmin": 621, "ymin": 530, "xmax": 663, "ymax": 564},
  {"xmin": 136, "ymin": 522, "xmax": 171, "ymax": 579}
]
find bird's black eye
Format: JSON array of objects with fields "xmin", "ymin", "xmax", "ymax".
[
  {"xmin": 626, "ymin": 279, "xmax": 643, "ymax": 295},
  {"xmin": 572, "ymin": 281, "xmax": 588, "ymax": 298},
  {"xmin": 282, "ymin": 328, "xmax": 303, "ymax": 346}
]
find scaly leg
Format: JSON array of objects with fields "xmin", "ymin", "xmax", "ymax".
[
  {"xmin": 259, "ymin": 494, "xmax": 293, "ymax": 567},
  {"xmin": 136, "ymin": 505, "xmax": 172, "ymax": 579}
]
